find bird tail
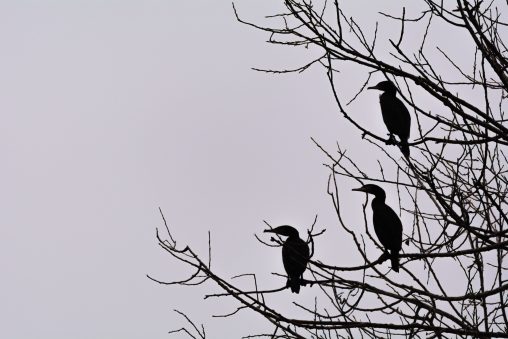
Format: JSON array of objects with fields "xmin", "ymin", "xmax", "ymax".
[
  {"xmin": 390, "ymin": 250, "xmax": 400, "ymax": 273},
  {"xmin": 399, "ymin": 141, "xmax": 410, "ymax": 159},
  {"xmin": 287, "ymin": 278, "xmax": 301, "ymax": 293}
]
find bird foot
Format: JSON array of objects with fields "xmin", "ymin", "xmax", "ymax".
[
  {"xmin": 385, "ymin": 134, "xmax": 396, "ymax": 145},
  {"xmin": 378, "ymin": 252, "xmax": 390, "ymax": 262}
]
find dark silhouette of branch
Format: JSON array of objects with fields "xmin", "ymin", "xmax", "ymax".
[{"xmin": 153, "ymin": 1, "xmax": 508, "ymax": 337}]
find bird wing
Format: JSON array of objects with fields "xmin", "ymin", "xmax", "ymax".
[
  {"xmin": 282, "ymin": 238, "xmax": 310, "ymax": 278},
  {"xmin": 380, "ymin": 94, "xmax": 411, "ymax": 141},
  {"xmin": 372, "ymin": 203, "xmax": 403, "ymax": 252}
]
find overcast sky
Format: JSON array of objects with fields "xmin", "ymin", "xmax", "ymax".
[{"xmin": 1, "ymin": 1, "xmax": 465, "ymax": 338}]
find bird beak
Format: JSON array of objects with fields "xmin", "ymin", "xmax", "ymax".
[
  {"xmin": 352, "ymin": 187, "xmax": 366, "ymax": 192},
  {"xmin": 264, "ymin": 229, "xmax": 275, "ymax": 233},
  {"xmin": 367, "ymin": 85, "xmax": 378, "ymax": 90}
]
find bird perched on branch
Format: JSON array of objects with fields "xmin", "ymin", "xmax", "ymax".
[
  {"xmin": 353, "ymin": 184, "xmax": 403, "ymax": 272},
  {"xmin": 264, "ymin": 225, "xmax": 310, "ymax": 293},
  {"xmin": 368, "ymin": 80, "xmax": 411, "ymax": 158}
]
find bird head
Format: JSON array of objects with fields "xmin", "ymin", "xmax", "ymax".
[
  {"xmin": 352, "ymin": 184, "xmax": 386, "ymax": 199},
  {"xmin": 264, "ymin": 225, "xmax": 300, "ymax": 238},
  {"xmin": 368, "ymin": 80, "xmax": 397, "ymax": 93}
]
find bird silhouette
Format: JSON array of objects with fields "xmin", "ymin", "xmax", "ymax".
[
  {"xmin": 368, "ymin": 80, "xmax": 411, "ymax": 158},
  {"xmin": 264, "ymin": 225, "xmax": 310, "ymax": 293},
  {"xmin": 353, "ymin": 184, "xmax": 403, "ymax": 272}
]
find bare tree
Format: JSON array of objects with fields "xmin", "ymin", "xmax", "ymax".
[{"xmin": 150, "ymin": 1, "xmax": 508, "ymax": 337}]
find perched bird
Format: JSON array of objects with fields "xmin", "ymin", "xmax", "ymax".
[
  {"xmin": 368, "ymin": 80, "xmax": 411, "ymax": 158},
  {"xmin": 264, "ymin": 225, "xmax": 310, "ymax": 293},
  {"xmin": 352, "ymin": 184, "xmax": 403, "ymax": 272}
]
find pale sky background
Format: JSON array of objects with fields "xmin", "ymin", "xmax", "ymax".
[{"xmin": 1, "ymin": 1, "xmax": 471, "ymax": 338}]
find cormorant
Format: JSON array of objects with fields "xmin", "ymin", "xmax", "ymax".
[
  {"xmin": 264, "ymin": 225, "xmax": 310, "ymax": 293},
  {"xmin": 352, "ymin": 184, "xmax": 403, "ymax": 272},
  {"xmin": 368, "ymin": 80, "xmax": 411, "ymax": 158}
]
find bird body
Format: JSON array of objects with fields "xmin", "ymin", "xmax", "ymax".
[
  {"xmin": 353, "ymin": 184, "xmax": 403, "ymax": 272},
  {"xmin": 369, "ymin": 81, "xmax": 411, "ymax": 158},
  {"xmin": 371, "ymin": 196, "xmax": 403, "ymax": 271},
  {"xmin": 264, "ymin": 225, "xmax": 310, "ymax": 293}
]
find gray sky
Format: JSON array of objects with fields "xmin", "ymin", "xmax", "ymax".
[{"xmin": 1, "ymin": 1, "xmax": 463, "ymax": 338}]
